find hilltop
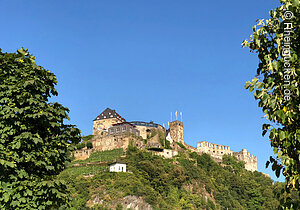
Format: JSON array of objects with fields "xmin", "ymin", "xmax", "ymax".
[
  {"xmin": 59, "ymin": 108, "xmax": 299, "ymax": 209},
  {"xmin": 57, "ymin": 144, "xmax": 299, "ymax": 209}
]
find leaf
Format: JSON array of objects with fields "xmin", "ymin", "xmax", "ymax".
[
  {"xmin": 256, "ymin": 82, "xmax": 263, "ymax": 89},
  {"xmin": 278, "ymin": 150, "xmax": 283, "ymax": 158},
  {"xmin": 249, "ymin": 85, "xmax": 255, "ymax": 92},
  {"xmin": 262, "ymin": 130, "xmax": 268, "ymax": 136},
  {"xmin": 245, "ymin": 81, "xmax": 251, "ymax": 89},
  {"xmin": 266, "ymin": 160, "xmax": 270, "ymax": 168},
  {"xmin": 279, "ymin": 130, "xmax": 285, "ymax": 140},
  {"xmin": 275, "ymin": 168, "xmax": 281, "ymax": 178},
  {"xmin": 252, "ymin": 78, "xmax": 258, "ymax": 85}
]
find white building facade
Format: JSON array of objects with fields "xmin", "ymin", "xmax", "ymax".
[{"xmin": 109, "ymin": 162, "xmax": 127, "ymax": 172}]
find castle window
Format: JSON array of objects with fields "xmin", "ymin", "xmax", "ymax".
[
  {"xmin": 123, "ymin": 126, "xmax": 126, "ymax": 131},
  {"xmin": 116, "ymin": 128, "xmax": 120, "ymax": 132},
  {"xmin": 221, "ymin": 152, "xmax": 223, "ymax": 154}
]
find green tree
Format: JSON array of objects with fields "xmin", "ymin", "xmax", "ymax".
[
  {"xmin": 76, "ymin": 142, "xmax": 86, "ymax": 150},
  {"xmin": 0, "ymin": 48, "xmax": 81, "ymax": 209},
  {"xmin": 242, "ymin": 0, "xmax": 299, "ymax": 207},
  {"xmin": 86, "ymin": 141, "xmax": 93, "ymax": 149}
]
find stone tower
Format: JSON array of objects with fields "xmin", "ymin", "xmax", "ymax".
[{"xmin": 169, "ymin": 120, "xmax": 184, "ymax": 144}]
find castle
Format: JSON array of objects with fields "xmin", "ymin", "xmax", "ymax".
[{"xmin": 74, "ymin": 108, "xmax": 257, "ymax": 172}]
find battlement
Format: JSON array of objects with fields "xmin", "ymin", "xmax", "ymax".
[
  {"xmin": 197, "ymin": 141, "xmax": 233, "ymax": 159},
  {"xmin": 197, "ymin": 141, "xmax": 257, "ymax": 171}
]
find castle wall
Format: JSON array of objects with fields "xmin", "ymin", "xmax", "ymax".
[
  {"xmin": 233, "ymin": 149, "xmax": 257, "ymax": 172},
  {"xmin": 184, "ymin": 143, "xmax": 197, "ymax": 153},
  {"xmin": 153, "ymin": 149, "xmax": 178, "ymax": 158},
  {"xmin": 91, "ymin": 133, "xmax": 145, "ymax": 152},
  {"xmin": 130, "ymin": 122, "xmax": 163, "ymax": 140},
  {"xmin": 135, "ymin": 125, "xmax": 149, "ymax": 139},
  {"xmin": 93, "ymin": 118, "xmax": 124, "ymax": 135},
  {"xmin": 197, "ymin": 141, "xmax": 257, "ymax": 172},
  {"xmin": 197, "ymin": 141, "xmax": 233, "ymax": 159},
  {"xmin": 74, "ymin": 148, "xmax": 93, "ymax": 161}
]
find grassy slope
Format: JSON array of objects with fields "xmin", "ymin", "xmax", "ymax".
[{"xmin": 58, "ymin": 146, "xmax": 298, "ymax": 210}]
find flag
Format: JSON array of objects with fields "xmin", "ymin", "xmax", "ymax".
[{"xmin": 175, "ymin": 111, "xmax": 178, "ymax": 120}]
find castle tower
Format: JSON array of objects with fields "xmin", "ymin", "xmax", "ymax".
[
  {"xmin": 93, "ymin": 108, "xmax": 126, "ymax": 135},
  {"xmin": 169, "ymin": 120, "xmax": 184, "ymax": 144}
]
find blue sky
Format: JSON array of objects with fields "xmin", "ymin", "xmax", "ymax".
[{"xmin": 0, "ymin": 0, "xmax": 283, "ymax": 181}]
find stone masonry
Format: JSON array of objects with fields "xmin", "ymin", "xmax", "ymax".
[
  {"xmin": 197, "ymin": 141, "xmax": 257, "ymax": 172},
  {"xmin": 169, "ymin": 120, "xmax": 184, "ymax": 144}
]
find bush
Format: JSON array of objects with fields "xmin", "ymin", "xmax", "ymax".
[
  {"xmin": 86, "ymin": 141, "xmax": 93, "ymax": 149},
  {"xmin": 176, "ymin": 142, "xmax": 186, "ymax": 150},
  {"xmin": 76, "ymin": 142, "xmax": 86, "ymax": 150},
  {"xmin": 82, "ymin": 135, "xmax": 94, "ymax": 142}
]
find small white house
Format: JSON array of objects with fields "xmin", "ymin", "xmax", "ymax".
[{"xmin": 109, "ymin": 161, "xmax": 127, "ymax": 172}]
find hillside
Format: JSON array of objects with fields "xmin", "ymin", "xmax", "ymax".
[{"xmin": 57, "ymin": 145, "xmax": 299, "ymax": 209}]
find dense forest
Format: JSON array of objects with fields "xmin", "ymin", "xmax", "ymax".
[{"xmin": 57, "ymin": 144, "xmax": 299, "ymax": 209}]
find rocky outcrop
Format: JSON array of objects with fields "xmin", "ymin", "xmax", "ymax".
[
  {"xmin": 87, "ymin": 194, "xmax": 152, "ymax": 210},
  {"xmin": 120, "ymin": 195, "xmax": 153, "ymax": 210}
]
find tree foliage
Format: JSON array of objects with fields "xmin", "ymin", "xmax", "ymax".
[
  {"xmin": 86, "ymin": 142, "xmax": 93, "ymax": 149},
  {"xmin": 59, "ymin": 147, "xmax": 300, "ymax": 209},
  {"xmin": 0, "ymin": 48, "xmax": 81, "ymax": 209},
  {"xmin": 242, "ymin": 0, "xmax": 299, "ymax": 201}
]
